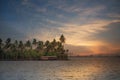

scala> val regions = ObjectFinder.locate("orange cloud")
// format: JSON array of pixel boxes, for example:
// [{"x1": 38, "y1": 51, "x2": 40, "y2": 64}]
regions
[{"x1": 58, "y1": 20, "x2": 120, "y2": 46}]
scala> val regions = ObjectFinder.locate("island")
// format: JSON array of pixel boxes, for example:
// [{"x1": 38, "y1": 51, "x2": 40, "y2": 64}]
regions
[{"x1": 0, "y1": 34, "x2": 69, "y2": 60}]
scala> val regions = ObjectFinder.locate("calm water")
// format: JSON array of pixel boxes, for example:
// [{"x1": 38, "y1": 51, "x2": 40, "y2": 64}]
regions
[{"x1": 0, "y1": 57, "x2": 120, "y2": 80}]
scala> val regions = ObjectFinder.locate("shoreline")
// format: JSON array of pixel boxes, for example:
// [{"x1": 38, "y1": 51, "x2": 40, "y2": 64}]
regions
[
  {"x1": 0, "y1": 56, "x2": 120, "y2": 61},
  {"x1": 0, "y1": 59, "x2": 69, "y2": 61}
]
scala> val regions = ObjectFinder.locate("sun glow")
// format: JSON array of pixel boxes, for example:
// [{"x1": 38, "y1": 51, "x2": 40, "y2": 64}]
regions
[{"x1": 57, "y1": 60, "x2": 104, "y2": 79}]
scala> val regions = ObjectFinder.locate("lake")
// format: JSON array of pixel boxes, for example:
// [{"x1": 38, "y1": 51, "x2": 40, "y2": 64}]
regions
[{"x1": 0, "y1": 57, "x2": 120, "y2": 80}]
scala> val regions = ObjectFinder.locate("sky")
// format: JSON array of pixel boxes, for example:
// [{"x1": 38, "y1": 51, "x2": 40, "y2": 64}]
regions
[{"x1": 0, "y1": 0, "x2": 120, "y2": 56}]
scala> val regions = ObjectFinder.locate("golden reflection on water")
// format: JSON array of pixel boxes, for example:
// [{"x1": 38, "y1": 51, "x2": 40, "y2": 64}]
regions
[
  {"x1": 57, "y1": 61, "x2": 104, "y2": 79},
  {"x1": 0, "y1": 58, "x2": 120, "y2": 80}
]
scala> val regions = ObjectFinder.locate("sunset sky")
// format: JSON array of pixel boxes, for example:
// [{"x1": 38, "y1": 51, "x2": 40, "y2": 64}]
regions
[{"x1": 0, "y1": 0, "x2": 120, "y2": 56}]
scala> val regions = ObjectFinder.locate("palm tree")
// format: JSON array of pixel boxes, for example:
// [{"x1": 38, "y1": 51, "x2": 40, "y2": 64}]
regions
[
  {"x1": 0, "y1": 38, "x2": 2, "y2": 48},
  {"x1": 13, "y1": 40, "x2": 18, "y2": 60},
  {"x1": 59, "y1": 34, "x2": 66, "y2": 54},
  {"x1": 44, "y1": 40, "x2": 49, "y2": 47},
  {"x1": 52, "y1": 39, "x2": 56, "y2": 47},
  {"x1": 37, "y1": 41, "x2": 44, "y2": 50},
  {"x1": 18, "y1": 41, "x2": 24, "y2": 59},
  {"x1": 25, "y1": 40, "x2": 31, "y2": 50},
  {"x1": 32, "y1": 39, "x2": 37, "y2": 45},
  {"x1": 18, "y1": 41, "x2": 24, "y2": 51},
  {"x1": 32, "y1": 39, "x2": 37, "y2": 49},
  {"x1": 3, "y1": 38, "x2": 12, "y2": 59},
  {"x1": 44, "y1": 40, "x2": 50, "y2": 55},
  {"x1": 51, "y1": 39, "x2": 57, "y2": 52},
  {"x1": 13, "y1": 40, "x2": 19, "y2": 51},
  {"x1": 5, "y1": 38, "x2": 11, "y2": 49},
  {"x1": 59, "y1": 34, "x2": 65, "y2": 43},
  {"x1": 14, "y1": 40, "x2": 18, "y2": 48},
  {"x1": 9, "y1": 43, "x2": 16, "y2": 59},
  {"x1": 0, "y1": 38, "x2": 3, "y2": 59}
]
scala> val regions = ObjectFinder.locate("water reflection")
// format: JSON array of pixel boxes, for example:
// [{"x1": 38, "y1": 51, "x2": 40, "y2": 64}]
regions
[
  {"x1": 57, "y1": 59, "x2": 104, "y2": 80},
  {"x1": 0, "y1": 57, "x2": 120, "y2": 80}
]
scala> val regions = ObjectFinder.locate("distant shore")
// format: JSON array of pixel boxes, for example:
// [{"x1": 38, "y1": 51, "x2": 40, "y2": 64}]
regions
[
  {"x1": 1, "y1": 56, "x2": 120, "y2": 61},
  {"x1": 72, "y1": 55, "x2": 120, "y2": 57}
]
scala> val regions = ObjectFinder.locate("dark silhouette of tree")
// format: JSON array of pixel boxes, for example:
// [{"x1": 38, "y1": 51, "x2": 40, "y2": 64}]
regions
[
  {"x1": 14, "y1": 40, "x2": 18, "y2": 48},
  {"x1": 18, "y1": 41, "x2": 25, "y2": 59},
  {"x1": 45, "y1": 40, "x2": 49, "y2": 47},
  {"x1": 44, "y1": 40, "x2": 50, "y2": 55},
  {"x1": 0, "y1": 38, "x2": 2, "y2": 48},
  {"x1": 5, "y1": 38, "x2": 11, "y2": 49},
  {"x1": 32, "y1": 39, "x2": 37, "y2": 45},
  {"x1": 18, "y1": 41, "x2": 24, "y2": 50},
  {"x1": 6, "y1": 38, "x2": 11, "y2": 44},
  {"x1": 52, "y1": 39, "x2": 57, "y2": 47},
  {"x1": 37, "y1": 41, "x2": 44, "y2": 51},
  {"x1": 59, "y1": 34, "x2": 65, "y2": 44},
  {"x1": 25, "y1": 40, "x2": 31, "y2": 50},
  {"x1": 0, "y1": 38, "x2": 3, "y2": 59},
  {"x1": 32, "y1": 39, "x2": 37, "y2": 49}
]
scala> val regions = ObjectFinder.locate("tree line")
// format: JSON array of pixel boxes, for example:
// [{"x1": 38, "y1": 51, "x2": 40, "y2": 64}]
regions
[{"x1": 0, "y1": 34, "x2": 68, "y2": 60}]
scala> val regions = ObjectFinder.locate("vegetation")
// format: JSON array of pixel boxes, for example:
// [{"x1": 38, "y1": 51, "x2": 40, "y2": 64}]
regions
[{"x1": 0, "y1": 35, "x2": 69, "y2": 60}]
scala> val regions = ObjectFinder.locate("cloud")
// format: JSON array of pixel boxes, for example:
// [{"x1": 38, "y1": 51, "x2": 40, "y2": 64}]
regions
[
  {"x1": 57, "y1": 19, "x2": 120, "y2": 46},
  {"x1": 94, "y1": 21, "x2": 120, "y2": 45},
  {"x1": 65, "y1": 43, "x2": 120, "y2": 56},
  {"x1": 61, "y1": 20, "x2": 120, "y2": 55},
  {"x1": 21, "y1": 0, "x2": 47, "y2": 13},
  {"x1": 77, "y1": 5, "x2": 105, "y2": 16},
  {"x1": 59, "y1": 4, "x2": 105, "y2": 15},
  {"x1": 22, "y1": 0, "x2": 29, "y2": 5},
  {"x1": 36, "y1": 8, "x2": 47, "y2": 13},
  {"x1": 65, "y1": 44, "x2": 93, "y2": 56},
  {"x1": 0, "y1": 22, "x2": 27, "y2": 40},
  {"x1": 26, "y1": 26, "x2": 61, "y2": 41}
]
